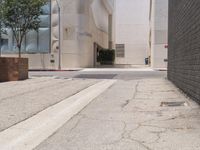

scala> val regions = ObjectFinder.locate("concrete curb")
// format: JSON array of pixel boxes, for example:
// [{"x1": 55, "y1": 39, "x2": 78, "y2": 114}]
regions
[
  {"x1": 153, "y1": 68, "x2": 167, "y2": 71},
  {"x1": 0, "y1": 80, "x2": 116, "y2": 150},
  {"x1": 29, "y1": 69, "x2": 83, "y2": 72},
  {"x1": 82, "y1": 68, "x2": 154, "y2": 72}
]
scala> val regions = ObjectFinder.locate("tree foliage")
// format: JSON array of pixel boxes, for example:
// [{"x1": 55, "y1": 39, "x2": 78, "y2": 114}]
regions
[
  {"x1": 0, "y1": 0, "x2": 47, "y2": 57},
  {"x1": 0, "y1": 2, "x2": 5, "y2": 35}
]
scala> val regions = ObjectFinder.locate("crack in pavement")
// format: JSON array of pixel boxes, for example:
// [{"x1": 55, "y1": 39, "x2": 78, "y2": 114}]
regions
[
  {"x1": 79, "y1": 114, "x2": 156, "y2": 150},
  {"x1": 69, "y1": 114, "x2": 85, "y2": 133},
  {"x1": 121, "y1": 81, "x2": 139, "y2": 110}
]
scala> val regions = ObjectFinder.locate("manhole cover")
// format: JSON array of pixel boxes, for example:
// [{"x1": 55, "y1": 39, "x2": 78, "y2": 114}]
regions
[
  {"x1": 161, "y1": 101, "x2": 188, "y2": 107},
  {"x1": 74, "y1": 74, "x2": 117, "y2": 79}
]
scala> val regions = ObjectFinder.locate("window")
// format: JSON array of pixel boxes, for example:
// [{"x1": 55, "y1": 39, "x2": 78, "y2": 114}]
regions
[{"x1": 116, "y1": 44, "x2": 125, "y2": 57}]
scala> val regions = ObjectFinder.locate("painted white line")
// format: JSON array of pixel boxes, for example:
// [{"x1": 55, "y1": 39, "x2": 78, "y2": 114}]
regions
[{"x1": 0, "y1": 80, "x2": 116, "y2": 150}]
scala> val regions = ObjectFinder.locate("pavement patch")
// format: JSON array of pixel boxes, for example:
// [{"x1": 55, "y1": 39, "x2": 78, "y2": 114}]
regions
[{"x1": 74, "y1": 74, "x2": 117, "y2": 79}]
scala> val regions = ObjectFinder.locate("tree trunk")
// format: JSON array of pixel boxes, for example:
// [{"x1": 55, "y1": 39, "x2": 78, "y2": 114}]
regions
[
  {"x1": 0, "y1": 34, "x2": 1, "y2": 57},
  {"x1": 17, "y1": 44, "x2": 21, "y2": 58},
  {"x1": 0, "y1": 39, "x2": 1, "y2": 57},
  {"x1": 0, "y1": 25, "x2": 1, "y2": 57}
]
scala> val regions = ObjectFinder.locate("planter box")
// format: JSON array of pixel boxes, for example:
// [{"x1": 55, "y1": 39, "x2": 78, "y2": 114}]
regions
[{"x1": 0, "y1": 57, "x2": 28, "y2": 82}]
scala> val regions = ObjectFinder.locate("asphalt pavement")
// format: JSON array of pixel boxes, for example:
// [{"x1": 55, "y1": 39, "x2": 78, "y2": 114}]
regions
[
  {"x1": 1, "y1": 68, "x2": 200, "y2": 150},
  {"x1": 35, "y1": 76, "x2": 200, "y2": 150},
  {"x1": 29, "y1": 68, "x2": 167, "y2": 80}
]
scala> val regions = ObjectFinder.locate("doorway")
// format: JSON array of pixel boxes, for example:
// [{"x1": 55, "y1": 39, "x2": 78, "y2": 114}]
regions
[{"x1": 93, "y1": 43, "x2": 102, "y2": 67}]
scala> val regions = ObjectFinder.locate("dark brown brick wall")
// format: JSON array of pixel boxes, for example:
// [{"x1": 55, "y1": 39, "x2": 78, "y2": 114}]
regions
[
  {"x1": 168, "y1": 0, "x2": 200, "y2": 103},
  {"x1": 0, "y1": 57, "x2": 28, "y2": 82}
]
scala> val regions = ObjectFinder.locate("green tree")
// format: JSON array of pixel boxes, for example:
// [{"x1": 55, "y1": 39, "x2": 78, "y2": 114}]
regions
[
  {"x1": 0, "y1": 23, "x2": 2, "y2": 56},
  {"x1": 0, "y1": 0, "x2": 47, "y2": 58},
  {"x1": 0, "y1": 3, "x2": 5, "y2": 57}
]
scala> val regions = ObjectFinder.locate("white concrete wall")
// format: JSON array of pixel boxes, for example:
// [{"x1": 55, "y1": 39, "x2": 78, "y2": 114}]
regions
[
  {"x1": 115, "y1": 0, "x2": 150, "y2": 65},
  {"x1": 51, "y1": 0, "x2": 113, "y2": 69},
  {"x1": 52, "y1": 0, "x2": 115, "y2": 68},
  {"x1": 150, "y1": 0, "x2": 168, "y2": 69}
]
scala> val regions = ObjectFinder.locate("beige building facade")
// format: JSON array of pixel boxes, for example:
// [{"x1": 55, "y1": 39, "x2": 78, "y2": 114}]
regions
[
  {"x1": 115, "y1": 0, "x2": 168, "y2": 68},
  {"x1": 51, "y1": 0, "x2": 115, "y2": 69},
  {"x1": 1, "y1": 0, "x2": 115, "y2": 69},
  {"x1": 115, "y1": 0, "x2": 150, "y2": 66},
  {"x1": 149, "y1": 0, "x2": 168, "y2": 69}
]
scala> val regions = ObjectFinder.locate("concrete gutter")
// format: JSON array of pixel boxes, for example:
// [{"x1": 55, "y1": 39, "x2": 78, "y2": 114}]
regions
[
  {"x1": 153, "y1": 68, "x2": 168, "y2": 71},
  {"x1": 0, "y1": 79, "x2": 116, "y2": 150}
]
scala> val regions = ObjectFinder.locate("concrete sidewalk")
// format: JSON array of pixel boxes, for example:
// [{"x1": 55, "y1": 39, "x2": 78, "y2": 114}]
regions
[{"x1": 35, "y1": 78, "x2": 200, "y2": 150}]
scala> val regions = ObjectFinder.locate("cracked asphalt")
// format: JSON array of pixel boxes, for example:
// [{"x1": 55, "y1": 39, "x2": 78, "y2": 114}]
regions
[{"x1": 34, "y1": 74, "x2": 200, "y2": 150}]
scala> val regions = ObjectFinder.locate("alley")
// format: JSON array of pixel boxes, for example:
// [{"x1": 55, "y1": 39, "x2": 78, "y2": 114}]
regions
[
  {"x1": 34, "y1": 73, "x2": 200, "y2": 150},
  {"x1": 0, "y1": 69, "x2": 200, "y2": 150}
]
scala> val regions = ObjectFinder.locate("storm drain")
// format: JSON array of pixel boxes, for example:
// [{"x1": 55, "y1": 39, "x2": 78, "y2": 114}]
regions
[
  {"x1": 74, "y1": 74, "x2": 117, "y2": 79},
  {"x1": 161, "y1": 101, "x2": 188, "y2": 107}
]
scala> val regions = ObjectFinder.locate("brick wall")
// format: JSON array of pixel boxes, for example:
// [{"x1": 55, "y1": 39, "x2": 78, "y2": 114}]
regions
[{"x1": 168, "y1": 0, "x2": 200, "y2": 103}]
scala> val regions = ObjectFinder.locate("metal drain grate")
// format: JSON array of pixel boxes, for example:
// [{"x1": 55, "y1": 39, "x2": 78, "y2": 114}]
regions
[{"x1": 161, "y1": 101, "x2": 188, "y2": 107}]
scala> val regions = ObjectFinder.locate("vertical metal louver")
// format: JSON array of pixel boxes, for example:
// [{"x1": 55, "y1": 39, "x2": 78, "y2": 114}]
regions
[{"x1": 116, "y1": 44, "x2": 125, "y2": 57}]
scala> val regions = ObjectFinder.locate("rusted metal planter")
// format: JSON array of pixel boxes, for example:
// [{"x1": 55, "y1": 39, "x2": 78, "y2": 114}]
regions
[{"x1": 0, "y1": 57, "x2": 28, "y2": 82}]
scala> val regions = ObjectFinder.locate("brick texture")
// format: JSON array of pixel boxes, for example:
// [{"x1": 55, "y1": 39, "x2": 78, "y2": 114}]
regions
[
  {"x1": 0, "y1": 57, "x2": 28, "y2": 82},
  {"x1": 168, "y1": 0, "x2": 200, "y2": 103}
]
